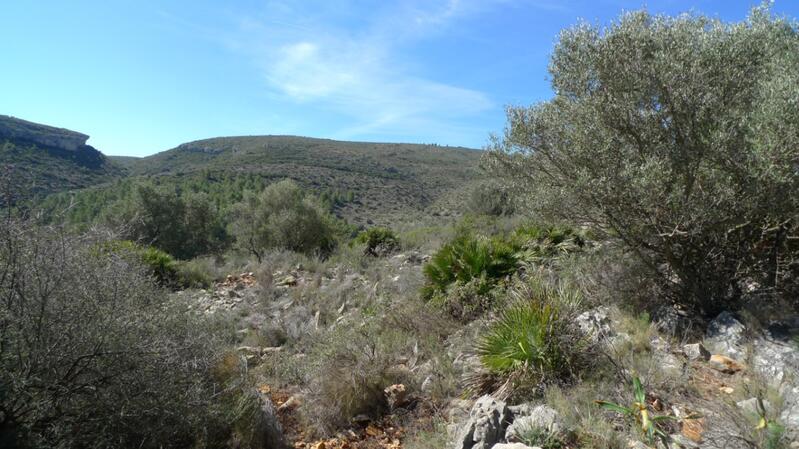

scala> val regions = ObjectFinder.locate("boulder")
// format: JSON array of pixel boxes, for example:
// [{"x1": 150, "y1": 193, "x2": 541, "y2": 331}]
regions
[
  {"x1": 705, "y1": 312, "x2": 746, "y2": 360},
  {"x1": 736, "y1": 397, "x2": 772, "y2": 417},
  {"x1": 453, "y1": 395, "x2": 511, "y2": 449},
  {"x1": 251, "y1": 389, "x2": 288, "y2": 449},
  {"x1": 683, "y1": 343, "x2": 711, "y2": 361},
  {"x1": 575, "y1": 307, "x2": 614, "y2": 343},
  {"x1": 779, "y1": 384, "x2": 799, "y2": 441},
  {"x1": 505, "y1": 405, "x2": 561, "y2": 443},
  {"x1": 384, "y1": 383, "x2": 409, "y2": 410},
  {"x1": 708, "y1": 354, "x2": 745, "y2": 374},
  {"x1": 751, "y1": 338, "x2": 799, "y2": 386}
]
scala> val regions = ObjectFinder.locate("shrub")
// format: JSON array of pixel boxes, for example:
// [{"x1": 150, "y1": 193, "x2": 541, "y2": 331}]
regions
[
  {"x1": 486, "y1": 6, "x2": 799, "y2": 313},
  {"x1": 422, "y1": 224, "x2": 587, "y2": 319},
  {"x1": 356, "y1": 226, "x2": 400, "y2": 256},
  {"x1": 103, "y1": 185, "x2": 226, "y2": 260},
  {"x1": 471, "y1": 279, "x2": 588, "y2": 400},
  {"x1": 422, "y1": 231, "x2": 517, "y2": 299},
  {"x1": 466, "y1": 180, "x2": 516, "y2": 216},
  {"x1": 511, "y1": 225, "x2": 586, "y2": 266},
  {"x1": 229, "y1": 179, "x2": 337, "y2": 261},
  {"x1": 301, "y1": 322, "x2": 414, "y2": 435},
  {"x1": 100, "y1": 240, "x2": 179, "y2": 286},
  {"x1": 0, "y1": 217, "x2": 241, "y2": 449}
]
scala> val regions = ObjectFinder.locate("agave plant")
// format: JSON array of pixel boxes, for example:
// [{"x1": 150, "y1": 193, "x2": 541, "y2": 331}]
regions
[{"x1": 595, "y1": 377, "x2": 680, "y2": 447}]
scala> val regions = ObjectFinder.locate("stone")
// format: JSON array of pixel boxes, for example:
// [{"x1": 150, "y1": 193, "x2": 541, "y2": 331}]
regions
[
  {"x1": 751, "y1": 337, "x2": 799, "y2": 386},
  {"x1": 736, "y1": 397, "x2": 771, "y2": 416},
  {"x1": 575, "y1": 307, "x2": 614, "y2": 343},
  {"x1": 384, "y1": 384, "x2": 409, "y2": 410},
  {"x1": 277, "y1": 394, "x2": 303, "y2": 411},
  {"x1": 252, "y1": 388, "x2": 288, "y2": 449},
  {"x1": 683, "y1": 343, "x2": 711, "y2": 361},
  {"x1": 705, "y1": 311, "x2": 746, "y2": 359},
  {"x1": 779, "y1": 384, "x2": 799, "y2": 441},
  {"x1": 681, "y1": 417, "x2": 705, "y2": 443},
  {"x1": 453, "y1": 395, "x2": 511, "y2": 449},
  {"x1": 708, "y1": 354, "x2": 745, "y2": 374},
  {"x1": 653, "y1": 304, "x2": 696, "y2": 337},
  {"x1": 505, "y1": 405, "x2": 561, "y2": 443}
]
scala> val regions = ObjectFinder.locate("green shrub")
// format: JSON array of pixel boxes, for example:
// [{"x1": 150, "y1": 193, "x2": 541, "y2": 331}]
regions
[
  {"x1": 422, "y1": 231, "x2": 517, "y2": 299},
  {"x1": 356, "y1": 226, "x2": 401, "y2": 256},
  {"x1": 431, "y1": 275, "x2": 498, "y2": 322},
  {"x1": 422, "y1": 224, "x2": 587, "y2": 319},
  {"x1": 487, "y1": 6, "x2": 799, "y2": 313},
  {"x1": 471, "y1": 279, "x2": 588, "y2": 399},
  {"x1": 466, "y1": 180, "x2": 516, "y2": 216},
  {"x1": 229, "y1": 179, "x2": 338, "y2": 261},
  {"x1": 175, "y1": 258, "x2": 215, "y2": 289},
  {"x1": 100, "y1": 240, "x2": 179, "y2": 286}
]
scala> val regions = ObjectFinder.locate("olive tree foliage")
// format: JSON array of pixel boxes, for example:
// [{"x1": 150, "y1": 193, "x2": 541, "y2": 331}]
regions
[
  {"x1": 0, "y1": 215, "x2": 239, "y2": 448},
  {"x1": 229, "y1": 179, "x2": 337, "y2": 262},
  {"x1": 102, "y1": 184, "x2": 226, "y2": 259},
  {"x1": 486, "y1": 6, "x2": 799, "y2": 312}
]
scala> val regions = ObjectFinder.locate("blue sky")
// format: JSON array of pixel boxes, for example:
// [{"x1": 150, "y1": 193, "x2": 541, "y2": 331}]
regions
[{"x1": 2, "y1": 1, "x2": 797, "y2": 156}]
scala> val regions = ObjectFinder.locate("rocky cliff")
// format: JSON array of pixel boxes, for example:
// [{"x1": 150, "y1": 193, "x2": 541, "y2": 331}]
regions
[{"x1": 0, "y1": 115, "x2": 90, "y2": 151}]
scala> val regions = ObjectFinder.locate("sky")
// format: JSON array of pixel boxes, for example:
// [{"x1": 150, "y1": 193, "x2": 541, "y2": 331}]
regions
[{"x1": 2, "y1": 1, "x2": 798, "y2": 156}]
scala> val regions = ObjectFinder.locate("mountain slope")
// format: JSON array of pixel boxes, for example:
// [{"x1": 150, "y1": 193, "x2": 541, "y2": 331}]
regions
[
  {"x1": 0, "y1": 115, "x2": 123, "y2": 202},
  {"x1": 125, "y1": 136, "x2": 484, "y2": 225}
]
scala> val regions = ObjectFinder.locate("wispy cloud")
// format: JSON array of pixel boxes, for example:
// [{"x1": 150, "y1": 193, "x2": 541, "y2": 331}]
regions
[{"x1": 198, "y1": 0, "x2": 508, "y2": 141}]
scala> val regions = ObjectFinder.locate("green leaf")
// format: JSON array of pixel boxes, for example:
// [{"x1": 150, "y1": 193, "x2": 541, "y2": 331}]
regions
[
  {"x1": 633, "y1": 377, "x2": 645, "y2": 404},
  {"x1": 595, "y1": 401, "x2": 633, "y2": 415}
]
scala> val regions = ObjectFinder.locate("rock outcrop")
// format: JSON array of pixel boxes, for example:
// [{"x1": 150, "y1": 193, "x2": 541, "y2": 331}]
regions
[
  {"x1": 454, "y1": 395, "x2": 512, "y2": 449},
  {"x1": 0, "y1": 114, "x2": 89, "y2": 151}
]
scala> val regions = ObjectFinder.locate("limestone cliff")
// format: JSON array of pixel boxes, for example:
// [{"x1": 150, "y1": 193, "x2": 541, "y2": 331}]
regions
[{"x1": 0, "y1": 115, "x2": 90, "y2": 151}]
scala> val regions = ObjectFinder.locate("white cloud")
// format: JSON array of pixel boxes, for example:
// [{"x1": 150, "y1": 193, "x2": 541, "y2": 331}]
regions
[{"x1": 208, "y1": 0, "x2": 538, "y2": 141}]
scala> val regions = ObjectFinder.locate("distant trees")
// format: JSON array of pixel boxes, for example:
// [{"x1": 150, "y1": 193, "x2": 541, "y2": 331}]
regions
[
  {"x1": 229, "y1": 179, "x2": 337, "y2": 262},
  {"x1": 487, "y1": 6, "x2": 799, "y2": 312}
]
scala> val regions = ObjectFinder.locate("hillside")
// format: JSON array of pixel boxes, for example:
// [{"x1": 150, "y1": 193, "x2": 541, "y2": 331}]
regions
[
  {"x1": 45, "y1": 135, "x2": 484, "y2": 226},
  {"x1": 0, "y1": 115, "x2": 123, "y2": 202}
]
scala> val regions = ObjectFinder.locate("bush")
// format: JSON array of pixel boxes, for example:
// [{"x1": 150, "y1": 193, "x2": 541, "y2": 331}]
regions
[
  {"x1": 356, "y1": 226, "x2": 400, "y2": 256},
  {"x1": 422, "y1": 224, "x2": 587, "y2": 319},
  {"x1": 301, "y1": 322, "x2": 414, "y2": 435},
  {"x1": 103, "y1": 185, "x2": 227, "y2": 260},
  {"x1": 486, "y1": 6, "x2": 799, "y2": 313},
  {"x1": 466, "y1": 180, "x2": 516, "y2": 216},
  {"x1": 100, "y1": 240, "x2": 179, "y2": 286},
  {"x1": 422, "y1": 231, "x2": 517, "y2": 299},
  {"x1": 0, "y1": 217, "x2": 242, "y2": 449},
  {"x1": 471, "y1": 279, "x2": 588, "y2": 400},
  {"x1": 229, "y1": 179, "x2": 338, "y2": 261}
]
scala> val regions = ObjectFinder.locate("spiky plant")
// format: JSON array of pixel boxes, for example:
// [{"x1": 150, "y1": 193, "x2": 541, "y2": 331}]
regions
[
  {"x1": 422, "y1": 232, "x2": 517, "y2": 299},
  {"x1": 471, "y1": 279, "x2": 587, "y2": 399}
]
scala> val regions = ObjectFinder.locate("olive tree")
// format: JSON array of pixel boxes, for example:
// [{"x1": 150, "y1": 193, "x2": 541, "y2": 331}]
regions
[
  {"x1": 486, "y1": 6, "x2": 799, "y2": 312},
  {"x1": 229, "y1": 179, "x2": 337, "y2": 261},
  {"x1": 0, "y1": 215, "x2": 241, "y2": 448}
]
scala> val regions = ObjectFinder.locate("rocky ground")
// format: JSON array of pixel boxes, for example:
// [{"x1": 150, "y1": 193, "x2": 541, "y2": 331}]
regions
[{"x1": 176, "y1": 257, "x2": 799, "y2": 449}]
